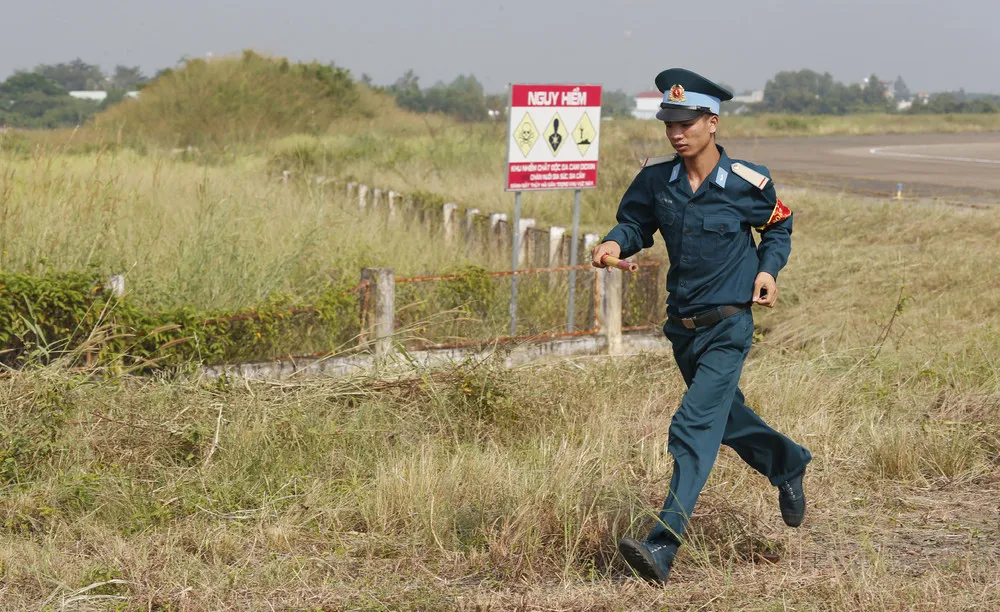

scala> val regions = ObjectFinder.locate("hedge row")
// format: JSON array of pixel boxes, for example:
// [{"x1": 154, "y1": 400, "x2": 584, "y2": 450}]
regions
[{"x1": 0, "y1": 271, "x2": 359, "y2": 370}]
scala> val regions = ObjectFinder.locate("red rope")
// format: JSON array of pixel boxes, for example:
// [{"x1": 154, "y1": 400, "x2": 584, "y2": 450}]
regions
[{"x1": 396, "y1": 260, "x2": 661, "y2": 284}]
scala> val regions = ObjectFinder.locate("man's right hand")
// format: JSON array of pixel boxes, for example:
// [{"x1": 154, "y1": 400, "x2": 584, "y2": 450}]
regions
[{"x1": 591, "y1": 241, "x2": 622, "y2": 268}]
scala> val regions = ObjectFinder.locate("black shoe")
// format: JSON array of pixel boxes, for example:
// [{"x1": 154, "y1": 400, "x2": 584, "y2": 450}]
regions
[
  {"x1": 778, "y1": 472, "x2": 806, "y2": 527},
  {"x1": 618, "y1": 537, "x2": 677, "y2": 583}
]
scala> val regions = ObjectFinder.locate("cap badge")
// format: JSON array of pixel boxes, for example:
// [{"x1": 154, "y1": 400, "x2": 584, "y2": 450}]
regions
[{"x1": 667, "y1": 84, "x2": 686, "y2": 103}]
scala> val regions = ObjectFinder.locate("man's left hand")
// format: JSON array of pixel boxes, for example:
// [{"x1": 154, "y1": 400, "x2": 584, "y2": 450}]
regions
[{"x1": 752, "y1": 272, "x2": 778, "y2": 308}]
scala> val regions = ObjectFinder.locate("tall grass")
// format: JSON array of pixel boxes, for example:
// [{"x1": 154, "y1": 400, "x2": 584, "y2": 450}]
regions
[
  {"x1": 0, "y1": 146, "x2": 508, "y2": 312},
  {"x1": 92, "y1": 51, "x2": 366, "y2": 149},
  {"x1": 1, "y1": 190, "x2": 998, "y2": 608},
  {"x1": 2, "y1": 62, "x2": 999, "y2": 607}
]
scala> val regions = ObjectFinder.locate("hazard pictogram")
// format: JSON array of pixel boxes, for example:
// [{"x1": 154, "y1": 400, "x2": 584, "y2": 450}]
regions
[
  {"x1": 512, "y1": 113, "x2": 539, "y2": 158},
  {"x1": 572, "y1": 113, "x2": 596, "y2": 156},
  {"x1": 543, "y1": 113, "x2": 568, "y2": 157}
]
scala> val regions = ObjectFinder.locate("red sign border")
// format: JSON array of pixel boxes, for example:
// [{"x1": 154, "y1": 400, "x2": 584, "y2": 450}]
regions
[{"x1": 505, "y1": 83, "x2": 602, "y2": 193}]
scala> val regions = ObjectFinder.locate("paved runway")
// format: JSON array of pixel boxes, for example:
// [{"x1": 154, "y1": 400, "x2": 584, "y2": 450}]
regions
[{"x1": 722, "y1": 132, "x2": 1000, "y2": 203}]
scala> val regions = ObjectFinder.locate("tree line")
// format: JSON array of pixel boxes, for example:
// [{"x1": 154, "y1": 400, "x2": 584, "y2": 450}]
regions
[
  {"x1": 0, "y1": 59, "x2": 149, "y2": 129},
  {"x1": 760, "y1": 69, "x2": 999, "y2": 114},
  {"x1": 3, "y1": 59, "x2": 997, "y2": 130},
  {"x1": 373, "y1": 70, "x2": 637, "y2": 122}
]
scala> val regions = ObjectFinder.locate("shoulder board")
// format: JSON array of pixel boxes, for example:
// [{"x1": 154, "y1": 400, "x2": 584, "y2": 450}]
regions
[
  {"x1": 731, "y1": 162, "x2": 771, "y2": 190},
  {"x1": 641, "y1": 154, "x2": 677, "y2": 168}
]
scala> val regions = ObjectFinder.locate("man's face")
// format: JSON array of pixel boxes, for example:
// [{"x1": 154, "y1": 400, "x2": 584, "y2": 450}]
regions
[{"x1": 664, "y1": 114, "x2": 718, "y2": 158}]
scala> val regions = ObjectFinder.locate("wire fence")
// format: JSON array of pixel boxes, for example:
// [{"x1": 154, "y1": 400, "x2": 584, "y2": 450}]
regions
[{"x1": 199, "y1": 260, "x2": 667, "y2": 362}]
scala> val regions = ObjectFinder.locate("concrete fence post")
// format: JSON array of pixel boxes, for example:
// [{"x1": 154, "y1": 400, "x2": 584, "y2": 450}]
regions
[
  {"x1": 490, "y1": 213, "x2": 508, "y2": 252},
  {"x1": 548, "y1": 226, "x2": 567, "y2": 288},
  {"x1": 466, "y1": 209, "x2": 480, "y2": 239},
  {"x1": 372, "y1": 188, "x2": 382, "y2": 209},
  {"x1": 403, "y1": 196, "x2": 415, "y2": 225},
  {"x1": 597, "y1": 268, "x2": 624, "y2": 356},
  {"x1": 443, "y1": 203, "x2": 459, "y2": 243},
  {"x1": 360, "y1": 267, "x2": 395, "y2": 361},
  {"x1": 346, "y1": 181, "x2": 357, "y2": 198},
  {"x1": 548, "y1": 227, "x2": 566, "y2": 267},
  {"x1": 358, "y1": 184, "x2": 369, "y2": 209},
  {"x1": 517, "y1": 218, "x2": 536, "y2": 267},
  {"x1": 387, "y1": 191, "x2": 398, "y2": 221},
  {"x1": 583, "y1": 233, "x2": 600, "y2": 262}
]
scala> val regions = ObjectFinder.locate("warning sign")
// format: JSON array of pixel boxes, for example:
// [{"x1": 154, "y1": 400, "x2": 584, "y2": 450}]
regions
[
  {"x1": 543, "y1": 113, "x2": 568, "y2": 157},
  {"x1": 513, "y1": 113, "x2": 539, "y2": 158},
  {"x1": 505, "y1": 84, "x2": 602, "y2": 191},
  {"x1": 572, "y1": 113, "x2": 596, "y2": 156}
]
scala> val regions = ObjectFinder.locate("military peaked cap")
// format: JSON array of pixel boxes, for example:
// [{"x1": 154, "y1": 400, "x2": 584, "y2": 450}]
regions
[{"x1": 654, "y1": 68, "x2": 734, "y2": 122}]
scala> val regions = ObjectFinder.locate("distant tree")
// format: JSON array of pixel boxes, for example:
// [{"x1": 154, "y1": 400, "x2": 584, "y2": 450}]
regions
[
  {"x1": 601, "y1": 89, "x2": 635, "y2": 118},
  {"x1": 861, "y1": 74, "x2": 888, "y2": 107},
  {"x1": 893, "y1": 76, "x2": 911, "y2": 101},
  {"x1": 33, "y1": 59, "x2": 106, "y2": 91},
  {"x1": 390, "y1": 69, "x2": 426, "y2": 113},
  {"x1": 910, "y1": 91, "x2": 999, "y2": 114},
  {"x1": 0, "y1": 71, "x2": 100, "y2": 128},
  {"x1": 764, "y1": 70, "x2": 842, "y2": 113},
  {"x1": 424, "y1": 74, "x2": 488, "y2": 122},
  {"x1": 484, "y1": 92, "x2": 506, "y2": 118},
  {"x1": 0, "y1": 72, "x2": 66, "y2": 98},
  {"x1": 762, "y1": 69, "x2": 899, "y2": 114},
  {"x1": 110, "y1": 65, "x2": 147, "y2": 90},
  {"x1": 388, "y1": 71, "x2": 489, "y2": 121}
]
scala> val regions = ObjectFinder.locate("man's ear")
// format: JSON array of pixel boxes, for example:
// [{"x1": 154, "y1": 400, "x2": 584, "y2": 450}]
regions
[{"x1": 709, "y1": 114, "x2": 719, "y2": 134}]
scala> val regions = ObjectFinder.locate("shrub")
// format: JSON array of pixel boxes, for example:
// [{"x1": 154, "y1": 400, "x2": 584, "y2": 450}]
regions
[{"x1": 92, "y1": 51, "x2": 368, "y2": 148}]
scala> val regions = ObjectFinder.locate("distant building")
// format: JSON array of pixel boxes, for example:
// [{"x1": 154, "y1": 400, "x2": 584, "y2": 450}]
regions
[
  {"x1": 632, "y1": 91, "x2": 663, "y2": 120},
  {"x1": 69, "y1": 91, "x2": 107, "y2": 102},
  {"x1": 69, "y1": 91, "x2": 140, "y2": 102},
  {"x1": 731, "y1": 90, "x2": 764, "y2": 105}
]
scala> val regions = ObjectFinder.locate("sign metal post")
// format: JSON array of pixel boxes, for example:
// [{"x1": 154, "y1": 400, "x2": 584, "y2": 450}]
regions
[{"x1": 504, "y1": 84, "x2": 602, "y2": 335}]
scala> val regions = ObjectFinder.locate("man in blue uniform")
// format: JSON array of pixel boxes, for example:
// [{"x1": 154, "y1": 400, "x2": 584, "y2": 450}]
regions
[{"x1": 592, "y1": 68, "x2": 812, "y2": 583}]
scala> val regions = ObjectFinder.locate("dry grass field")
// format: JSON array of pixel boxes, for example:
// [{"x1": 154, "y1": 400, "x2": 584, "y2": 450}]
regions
[
  {"x1": 1, "y1": 56, "x2": 998, "y2": 609},
  {"x1": 1, "y1": 191, "x2": 998, "y2": 610}
]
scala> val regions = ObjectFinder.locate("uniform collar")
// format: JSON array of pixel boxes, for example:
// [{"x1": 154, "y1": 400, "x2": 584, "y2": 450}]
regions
[{"x1": 668, "y1": 145, "x2": 731, "y2": 189}]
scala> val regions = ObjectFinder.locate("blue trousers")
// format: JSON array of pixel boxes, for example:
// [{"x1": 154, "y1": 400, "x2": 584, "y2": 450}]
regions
[{"x1": 647, "y1": 309, "x2": 812, "y2": 545}]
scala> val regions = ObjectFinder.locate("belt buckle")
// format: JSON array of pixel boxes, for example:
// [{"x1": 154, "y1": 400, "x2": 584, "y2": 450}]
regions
[{"x1": 682, "y1": 318, "x2": 696, "y2": 329}]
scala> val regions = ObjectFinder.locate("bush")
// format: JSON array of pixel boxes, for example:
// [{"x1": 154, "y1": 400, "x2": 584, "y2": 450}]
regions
[
  {"x1": 93, "y1": 51, "x2": 367, "y2": 148},
  {"x1": 0, "y1": 271, "x2": 360, "y2": 369}
]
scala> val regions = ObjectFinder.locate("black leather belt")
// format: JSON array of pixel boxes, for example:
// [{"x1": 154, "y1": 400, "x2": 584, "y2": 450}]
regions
[{"x1": 668, "y1": 304, "x2": 748, "y2": 330}]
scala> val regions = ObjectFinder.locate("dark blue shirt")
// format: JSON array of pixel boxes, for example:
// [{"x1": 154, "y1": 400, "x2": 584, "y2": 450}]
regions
[{"x1": 603, "y1": 145, "x2": 792, "y2": 317}]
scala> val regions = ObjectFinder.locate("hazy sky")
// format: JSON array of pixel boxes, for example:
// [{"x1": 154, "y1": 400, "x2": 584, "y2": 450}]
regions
[{"x1": 4, "y1": 0, "x2": 998, "y2": 95}]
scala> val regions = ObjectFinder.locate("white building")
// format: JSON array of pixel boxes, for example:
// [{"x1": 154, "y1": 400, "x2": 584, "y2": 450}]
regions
[
  {"x1": 69, "y1": 91, "x2": 140, "y2": 102},
  {"x1": 731, "y1": 90, "x2": 764, "y2": 105},
  {"x1": 69, "y1": 91, "x2": 108, "y2": 102},
  {"x1": 632, "y1": 91, "x2": 663, "y2": 120}
]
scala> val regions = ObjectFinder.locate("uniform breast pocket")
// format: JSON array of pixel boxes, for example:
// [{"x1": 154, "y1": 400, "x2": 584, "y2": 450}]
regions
[
  {"x1": 700, "y1": 214, "x2": 741, "y2": 261},
  {"x1": 654, "y1": 195, "x2": 676, "y2": 229}
]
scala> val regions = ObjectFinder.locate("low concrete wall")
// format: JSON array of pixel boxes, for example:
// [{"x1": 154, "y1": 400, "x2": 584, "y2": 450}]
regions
[{"x1": 202, "y1": 330, "x2": 669, "y2": 380}]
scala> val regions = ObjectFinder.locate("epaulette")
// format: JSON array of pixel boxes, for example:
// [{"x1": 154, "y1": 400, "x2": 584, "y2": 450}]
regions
[
  {"x1": 641, "y1": 154, "x2": 677, "y2": 168},
  {"x1": 730, "y1": 162, "x2": 771, "y2": 190}
]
